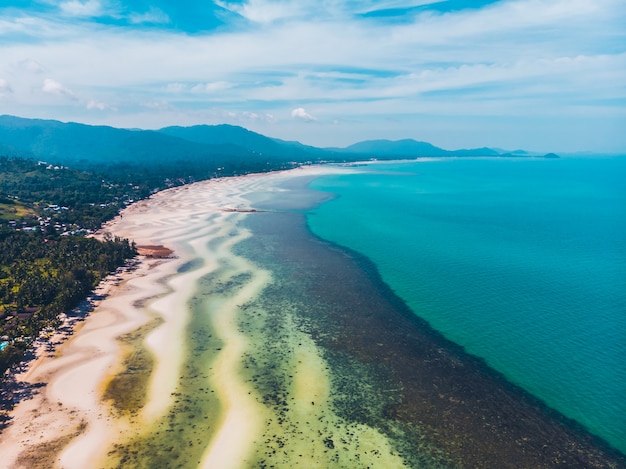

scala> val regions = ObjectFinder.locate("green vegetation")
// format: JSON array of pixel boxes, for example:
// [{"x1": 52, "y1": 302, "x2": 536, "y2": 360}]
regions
[
  {"x1": 0, "y1": 156, "x2": 151, "y2": 231},
  {"x1": 0, "y1": 228, "x2": 135, "y2": 373},
  {"x1": 0, "y1": 140, "x2": 311, "y2": 379},
  {"x1": 0, "y1": 139, "x2": 310, "y2": 378},
  {"x1": 0, "y1": 116, "x2": 326, "y2": 186},
  {"x1": 0, "y1": 197, "x2": 36, "y2": 221},
  {"x1": 0, "y1": 156, "x2": 141, "y2": 376}
]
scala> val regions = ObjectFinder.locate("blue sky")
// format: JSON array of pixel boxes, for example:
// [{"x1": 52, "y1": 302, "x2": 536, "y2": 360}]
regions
[{"x1": 0, "y1": 0, "x2": 624, "y2": 152}]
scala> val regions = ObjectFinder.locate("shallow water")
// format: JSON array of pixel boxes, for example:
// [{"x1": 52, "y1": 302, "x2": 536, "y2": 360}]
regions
[
  {"x1": 306, "y1": 157, "x2": 626, "y2": 454},
  {"x1": 103, "y1": 181, "x2": 424, "y2": 468},
  {"x1": 38, "y1": 163, "x2": 624, "y2": 468}
]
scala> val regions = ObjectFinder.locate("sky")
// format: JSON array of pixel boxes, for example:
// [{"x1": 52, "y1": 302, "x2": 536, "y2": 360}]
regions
[{"x1": 0, "y1": 0, "x2": 625, "y2": 153}]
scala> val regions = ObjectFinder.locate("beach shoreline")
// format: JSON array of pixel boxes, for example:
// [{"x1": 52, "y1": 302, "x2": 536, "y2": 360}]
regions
[
  {"x1": 0, "y1": 163, "x2": 624, "y2": 468},
  {"x1": 0, "y1": 165, "x2": 362, "y2": 468},
  {"x1": 0, "y1": 255, "x2": 167, "y2": 468}
]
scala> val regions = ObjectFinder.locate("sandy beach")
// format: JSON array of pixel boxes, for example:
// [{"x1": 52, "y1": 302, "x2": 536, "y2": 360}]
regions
[{"x1": 0, "y1": 166, "x2": 405, "y2": 469}]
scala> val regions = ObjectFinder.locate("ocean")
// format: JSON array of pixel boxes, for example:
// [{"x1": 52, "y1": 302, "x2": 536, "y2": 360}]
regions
[
  {"x1": 305, "y1": 156, "x2": 626, "y2": 455},
  {"x1": 34, "y1": 156, "x2": 624, "y2": 468}
]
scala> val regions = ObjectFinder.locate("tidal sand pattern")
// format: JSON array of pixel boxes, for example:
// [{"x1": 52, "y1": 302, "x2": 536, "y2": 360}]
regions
[{"x1": 0, "y1": 166, "x2": 624, "y2": 468}]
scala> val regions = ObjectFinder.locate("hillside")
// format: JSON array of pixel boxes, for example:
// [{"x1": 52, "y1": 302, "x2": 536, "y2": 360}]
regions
[
  {"x1": 158, "y1": 124, "x2": 328, "y2": 161},
  {"x1": 0, "y1": 115, "x2": 255, "y2": 167},
  {"x1": 0, "y1": 115, "x2": 555, "y2": 178},
  {"x1": 338, "y1": 139, "x2": 501, "y2": 157},
  {"x1": 0, "y1": 156, "x2": 149, "y2": 230},
  {"x1": 0, "y1": 115, "x2": 335, "y2": 168}
]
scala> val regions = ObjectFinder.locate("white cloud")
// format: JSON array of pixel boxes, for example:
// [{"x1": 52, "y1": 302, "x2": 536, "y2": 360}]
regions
[
  {"x1": 166, "y1": 82, "x2": 187, "y2": 93},
  {"x1": 191, "y1": 81, "x2": 233, "y2": 93},
  {"x1": 140, "y1": 99, "x2": 172, "y2": 111},
  {"x1": 214, "y1": 109, "x2": 277, "y2": 124},
  {"x1": 215, "y1": 0, "x2": 442, "y2": 23},
  {"x1": 0, "y1": 78, "x2": 13, "y2": 96},
  {"x1": 87, "y1": 99, "x2": 115, "y2": 111},
  {"x1": 0, "y1": 16, "x2": 43, "y2": 36},
  {"x1": 59, "y1": 0, "x2": 104, "y2": 17},
  {"x1": 241, "y1": 111, "x2": 276, "y2": 123},
  {"x1": 129, "y1": 7, "x2": 170, "y2": 25},
  {"x1": 18, "y1": 59, "x2": 46, "y2": 74},
  {"x1": 42, "y1": 78, "x2": 77, "y2": 99},
  {"x1": 291, "y1": 107, "x2": 316, "y2": 121},
  {"x1": 354, "y1": 0, "x2": 443, "y2": 15},
  {"x1": 216, "y1": 0, "x2": 312, "y2": 24}
]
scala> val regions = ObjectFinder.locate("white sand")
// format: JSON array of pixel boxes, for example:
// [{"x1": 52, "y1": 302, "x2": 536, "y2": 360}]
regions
[
  {"x1": 0, "y1": 164, "x2": 409, "y2": 468},
  {"x1": 200, "y1": 230, "x2": 272, "y2": 469},
  {"x1": 0, "y1": 258, "x2": 166, "y2": 468}
]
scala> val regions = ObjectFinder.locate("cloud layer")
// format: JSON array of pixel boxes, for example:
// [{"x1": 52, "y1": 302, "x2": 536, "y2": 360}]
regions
[{"x1": 0, "y1": 0, "x2": 624, "y2": 152}]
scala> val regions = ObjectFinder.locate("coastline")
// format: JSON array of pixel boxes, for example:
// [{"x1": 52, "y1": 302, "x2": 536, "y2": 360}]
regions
[
  {"x1": 237, "y1": 195, "x2": 626, "y2": 468},
  {"x1": 0, "y1": 256, "x2": 167, "y2": 467},
  {"x1": 0, "y1": 163, "x2": 624, "y2": 468},
  {"x1": 0, "y1": 166, "x2": 372, "y2": 468}
]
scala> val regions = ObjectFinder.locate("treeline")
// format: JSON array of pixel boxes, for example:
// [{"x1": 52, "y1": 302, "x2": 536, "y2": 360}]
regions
[
  {"x1": 0, "y1": 156, "x2": 151, "y2": 230},
  {"x1": 1, "y1": 156, "x2": 301, "y2": 229},
  {"x1": 0, "y1": 156, "x2": 143, "y2": 376},
  {"x1": 83, "y1": 156, "x2": 303, "y2": 191},
  {"x1": 0, "y1": 228, "x2": 135, "y2": 373},
  {"x1": 0, "y1": 152, "x2": 304, "y2": 378}
]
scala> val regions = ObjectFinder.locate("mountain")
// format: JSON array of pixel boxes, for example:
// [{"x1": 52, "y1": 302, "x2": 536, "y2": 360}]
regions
[
  {"x1": 494, "y1": 148, "x2": 532, "y2": 156},
  {"x1": 340, "y1": 139, "x2": 450, "y2": 157},
  {"x1": 450, "y1": 147, "x2": 501, "y2": 157},
  {"x1": 158, "y1": 124, "x2": 328, "y2": 161},
  {"x1": 0, "y1": 115, "x2": 552, "y2": 178},
  {"x1": 0, "y1": 115, "x2": 256, "y2": 169},
  {"x1": 339, "y1": 139, "x2": 502, "y2": 158}
]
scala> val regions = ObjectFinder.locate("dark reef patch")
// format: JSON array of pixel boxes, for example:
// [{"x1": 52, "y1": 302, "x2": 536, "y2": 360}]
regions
[{"x1": 103, "y1": 318, "x2": 162, "y2": 415}]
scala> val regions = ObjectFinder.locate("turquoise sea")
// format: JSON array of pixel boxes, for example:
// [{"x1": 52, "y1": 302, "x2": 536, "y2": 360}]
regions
[{"x1": 306, "y1": 156, "x2": 626, "y2": 454}]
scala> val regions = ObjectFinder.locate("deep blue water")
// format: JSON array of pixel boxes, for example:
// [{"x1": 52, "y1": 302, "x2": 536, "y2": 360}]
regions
[{"x1": 307, "y1": 157, "x2": 626, "y2": 454}]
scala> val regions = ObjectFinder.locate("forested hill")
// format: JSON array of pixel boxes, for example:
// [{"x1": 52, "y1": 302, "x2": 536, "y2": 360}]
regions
[
  {"x1": 0, "y1": 115, "x2": 330, "y2": 180},
  {"x1": 0, "y1": 115, "x2": 552, "y2": 180}
]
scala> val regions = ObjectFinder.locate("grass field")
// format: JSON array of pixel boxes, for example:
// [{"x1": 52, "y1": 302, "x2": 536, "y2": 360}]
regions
[{"x1": 0, "y1": 200, "x2": 37, "y2": 221}]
